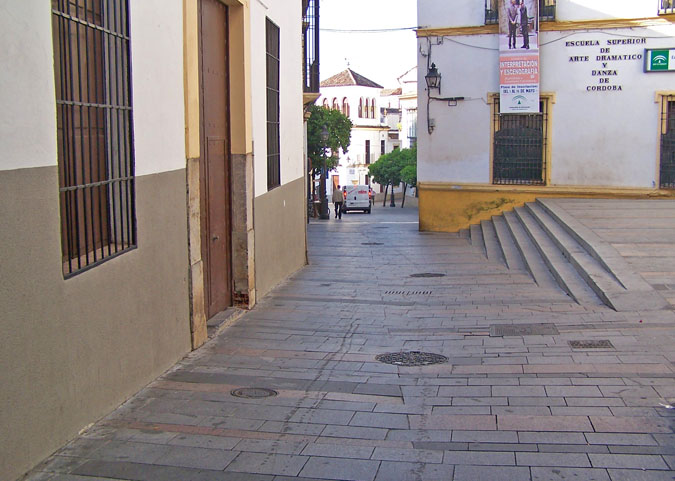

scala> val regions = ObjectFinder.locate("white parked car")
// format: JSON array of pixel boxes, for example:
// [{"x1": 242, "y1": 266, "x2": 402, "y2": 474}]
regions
[{"x1": 343, "y1": 185, "x2": 371, "y2": 214}]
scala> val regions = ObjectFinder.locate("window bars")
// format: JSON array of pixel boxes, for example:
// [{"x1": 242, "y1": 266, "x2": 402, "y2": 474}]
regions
[
  {"x1": 485, "y1": 0, "x2": 556, "y2": 25},
  {"x1": 492, "y1": 97, "x2": 548, "y2": 185},
  {"x1": 266, "y1": 18, "x2": 281, "y2": 190},
  {"x1": 660, "y1": 96, "x2": 675, "y2": 188},
  {"x1": 660, "y1": 0, "x2": 674, "y2": 15},
  {"x1": 52, "y1": 0, "x2": 136, "y2": 277},
  {"x1": 303, "y1": 0, "x2": 320, "y2": 93}
]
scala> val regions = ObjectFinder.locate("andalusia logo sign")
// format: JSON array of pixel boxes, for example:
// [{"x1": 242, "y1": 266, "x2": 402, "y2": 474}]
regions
[
  {"x1": 645, "y1": 49, "x2": 674, "y2": 72},
  {"x1": 650, "y1": 50, "x2": 669, "y2": 70}
]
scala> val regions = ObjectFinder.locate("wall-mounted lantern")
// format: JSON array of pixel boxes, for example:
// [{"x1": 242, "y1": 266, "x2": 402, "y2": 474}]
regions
[
  {"x1": 425, "y1": 63, "x2": 441, "y2": 93},
  {"x1": 425, "y1": 62, "x2": 465, "y2": 135}
]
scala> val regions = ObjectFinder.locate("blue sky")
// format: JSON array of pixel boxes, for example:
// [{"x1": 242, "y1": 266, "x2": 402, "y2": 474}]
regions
[{"x1": 319, "y1": 0, "x2": 418, "y2": 88}]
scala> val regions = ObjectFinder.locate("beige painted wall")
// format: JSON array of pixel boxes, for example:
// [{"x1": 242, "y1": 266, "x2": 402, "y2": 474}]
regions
[
  {"x1": 254, "y1": 177, "x2": 307, "y2": 298},
  {"x1": 0, "y1": 167, "x2": 192, "y2": 481}
]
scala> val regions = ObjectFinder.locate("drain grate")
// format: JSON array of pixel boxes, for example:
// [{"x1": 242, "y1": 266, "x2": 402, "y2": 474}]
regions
[
  {"x1": 410, "y1": 273, "x2": 446, "y2": 278},
  {"x1": 231, "y1": 388, "x2": 278, "y2": 399},
  {"x1": 490, "y1": 323, "x2": 559, "y2": 337},
  {"x1": 376, "y1": 351, "x2": 448, "y2": 367},
  {"x1": 569, "y1": 340, "x2": 614, "y2": 349},
  {"x1": 385, "y1": 290, "x2": 433, "y2": 296},
  {"x1": 362, "y1": 242, "x2": 384, "y2": 246}
]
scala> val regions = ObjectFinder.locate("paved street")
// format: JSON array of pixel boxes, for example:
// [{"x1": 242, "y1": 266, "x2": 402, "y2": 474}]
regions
[{"x1": 26, "y1": 201, "x2": 675, "y2": 481}]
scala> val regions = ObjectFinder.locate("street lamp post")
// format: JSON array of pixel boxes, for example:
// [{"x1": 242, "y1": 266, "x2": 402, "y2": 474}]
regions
[{"x1": 319, "y1": 125, "x2": 330, "y2": 220}]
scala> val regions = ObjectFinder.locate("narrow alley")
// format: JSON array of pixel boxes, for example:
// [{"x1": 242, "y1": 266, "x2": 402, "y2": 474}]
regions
[{"x1": 26, "y1": 201, "x2": 675, "y2": 481}]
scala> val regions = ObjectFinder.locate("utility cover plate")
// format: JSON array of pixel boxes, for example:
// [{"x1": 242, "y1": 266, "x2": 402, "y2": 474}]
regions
[
  {"x1": 375, "y1": 351, "x2": 448, "y2": 367},
  {"x1": 490, "y1": 323, "x2": 559, "y2": 337},
  {"x1": 569, "y1": 340, "x2": 614, "y2": 349},
  {"x1": 410, "y1": 273, "x2": 446, "y2": 278},
  {"x1": 231, "y1": 388, "x2": 278, "y2": 399}
]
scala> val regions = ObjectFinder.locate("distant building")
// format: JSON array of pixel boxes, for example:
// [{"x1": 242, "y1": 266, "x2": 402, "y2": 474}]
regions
[
  {"x1": 417, "y1": 0, "x2": 675, "y2": 232},
  {"x1": 318, "y1": 69, "x2": 390, "y2": 191}
]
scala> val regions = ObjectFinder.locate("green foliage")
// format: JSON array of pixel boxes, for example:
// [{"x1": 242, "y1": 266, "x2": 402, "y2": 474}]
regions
[
  {"x1": 400, "y1": 165, "x2": 417, "y2": 187},
  {"x1": 307, "y1": 105, "x2": 352, "y2": 172},
  {"x1": 368, "y1": 145, "x2": 417, "y2": 187}
]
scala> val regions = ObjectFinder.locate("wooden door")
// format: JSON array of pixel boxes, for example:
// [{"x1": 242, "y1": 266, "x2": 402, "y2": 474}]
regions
[{"x1": 199, "y1": 0, "x2": 232, "y2": 317}]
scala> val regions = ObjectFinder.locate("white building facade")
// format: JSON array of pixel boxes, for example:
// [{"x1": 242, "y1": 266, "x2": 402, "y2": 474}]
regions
[
  {"x1": 318, "y1": 69, "x2": 390, "y2": 192},
  {"x1": 416, "y1": 0, "x2": 675, "y2": 232}
]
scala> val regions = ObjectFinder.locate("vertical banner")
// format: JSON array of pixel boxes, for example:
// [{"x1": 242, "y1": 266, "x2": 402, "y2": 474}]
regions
[{"x1": 499, "y1": 0, "x2": 540, "y2": 113}]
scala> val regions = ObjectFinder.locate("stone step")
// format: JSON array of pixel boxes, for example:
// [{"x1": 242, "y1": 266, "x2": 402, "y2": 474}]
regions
[
  {"x1": 515, "y1": 206, "x2": 604, "y2": 307},
  {"x1": 503, "y1": 210, "x2": 559, "y2": 290},
  {"x1": 470, "y1": 223, "x2": 486, "y2": 256},
  {"x1": 481, "y1": 220, "x2": 506, "y2": 265},
  {"x1": 492, "y1": 215, "x2": 527, "y2": 271},
  {"x1": 535, "y1": 199, "x2": 670, "y2": 311},
  {"x1": 459, "y1": 228, "x2": 470, "y2": 241}
]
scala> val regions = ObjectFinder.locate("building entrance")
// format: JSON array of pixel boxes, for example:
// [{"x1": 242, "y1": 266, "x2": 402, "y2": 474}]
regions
[{"x1": 660, "y1": 95, "x2": 675, "y2": 189}]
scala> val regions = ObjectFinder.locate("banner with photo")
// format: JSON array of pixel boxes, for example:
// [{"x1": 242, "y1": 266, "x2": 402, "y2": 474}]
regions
[{"x1": 499, "y1": 0, "x2": 540, "y2": 113}]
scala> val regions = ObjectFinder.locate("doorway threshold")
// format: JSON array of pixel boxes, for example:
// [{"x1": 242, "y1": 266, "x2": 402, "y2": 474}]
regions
[{"x1": 206, "y1": 307, "x2": 245, "y2": 339}]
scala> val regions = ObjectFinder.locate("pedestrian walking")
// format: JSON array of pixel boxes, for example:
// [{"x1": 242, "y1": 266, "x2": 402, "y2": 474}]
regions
[{"x1": 332, "y1": 185, "x2": 344, "y2": 219}]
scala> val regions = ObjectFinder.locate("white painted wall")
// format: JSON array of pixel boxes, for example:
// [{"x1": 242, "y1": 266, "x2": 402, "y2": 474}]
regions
[
  {"x1": 319, "y1": 85, "x2": 383, "y2": 127},
  {"x1": 252, "y1": 0, "x2": 304, "y2": 196},
  {"x1": 0, "y1": 1, "x2": 58, "y2": 171},
  {"x1": 131, "y1": 0, "x2": 187, "y2": 176},
  {"x1": 417, "y1": 24, "x2": 675, "y2": 188},
  {"x1": 418, "y1": 0, "x2": 665, "y2": 30},
  {"x1": 0, "y1": 1, "x2": 186, "y2": 176}
]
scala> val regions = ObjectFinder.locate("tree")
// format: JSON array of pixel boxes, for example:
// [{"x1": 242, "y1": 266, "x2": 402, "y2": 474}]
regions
[
  {"x1": 398, "y1": 146, "x2": 417, "y2": 207},
  {"x1": 368, "y1": 149, "x2": 403, "y2": 207},
  {"x1": 307, "y1": 105, "x2": 352, "y2": 174},
  {"x1": 306, "y1": 105, "x2": 352, "y2": 218}
]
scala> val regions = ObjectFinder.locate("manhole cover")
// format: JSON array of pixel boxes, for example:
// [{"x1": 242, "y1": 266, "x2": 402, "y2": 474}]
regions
[
  {"x1": 384, "y1": 290, "x2": 432, "y2": 296},
  {"x1": 375, "y1": 351, "x2": 448, "y2": 367},
  {"x1": 231, "y1": 388, "x2": 278, "y2": 399},
  {"x1": 490, "y1": 323, "x2": 559, "y2": 337},
  {"x1": 362, "y1": 242, "x2": 384, "y2": 246},
  {"x1": 569, "y1": 340, "x2": 614, "y2": 349},
  {"x1": 410, "y1": 273, "x2": 446, "y2": 278}
]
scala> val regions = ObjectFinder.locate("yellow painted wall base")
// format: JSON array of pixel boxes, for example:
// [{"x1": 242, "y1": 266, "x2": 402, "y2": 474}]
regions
[{"x1": 418, "y1": 184, "x2": 675, "y2": 232}]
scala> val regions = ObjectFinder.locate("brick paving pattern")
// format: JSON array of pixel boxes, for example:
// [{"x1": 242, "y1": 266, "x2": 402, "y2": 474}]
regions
[{"x1": 24, "y1": 203, "x2": 675, "y2": 480}]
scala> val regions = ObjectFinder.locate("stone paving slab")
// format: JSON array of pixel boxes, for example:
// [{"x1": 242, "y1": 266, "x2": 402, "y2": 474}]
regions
[{"x1": 22, "y1": 204, "x2": 675, "y2": 481}]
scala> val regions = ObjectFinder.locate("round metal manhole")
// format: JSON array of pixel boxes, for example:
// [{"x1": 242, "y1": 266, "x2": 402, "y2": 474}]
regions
[
  {"x1": 231, "y1": 387, "x2": 278, "y2": 399},
  {"x1": 410, "y1": 273, "x2": 446, "y2": 278},
  {"x1": 375, "y1": 351, "x2": 448, "y2": 367},
  {"x1": 362, "y1": 242, "x2": 384, "y2": 246}
]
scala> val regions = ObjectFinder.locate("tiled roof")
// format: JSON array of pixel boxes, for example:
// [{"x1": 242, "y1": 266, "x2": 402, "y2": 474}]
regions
[
  {"x1": 380, "y1": 88, "x2": 402, "y2": 97},
  {"x1": 320, "y1": 68, "x2": 384, "y2": 89}
]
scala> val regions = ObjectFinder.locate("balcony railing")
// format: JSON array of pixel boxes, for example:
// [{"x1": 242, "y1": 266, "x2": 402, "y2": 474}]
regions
[
  {"x1": 660, "y1": 0, "x2": 674, "y2": 14},
  {"x1": 485, "y1": 0, "x2": 556, "y2": 25},
  {"x1": 303, "y1": 0, "x2": 320, "y2": 93}
]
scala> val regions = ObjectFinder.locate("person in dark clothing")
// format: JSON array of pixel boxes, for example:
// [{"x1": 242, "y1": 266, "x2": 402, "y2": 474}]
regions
[
  {"x1": 520, "y1": 1, "x2": 530, "y2": 49},
  {"x1": 507, "y1": 0, "x2": 518, "y2": 49},
  {"x1": 332, "y1": 185, "x2": 344, "y2": 219}
]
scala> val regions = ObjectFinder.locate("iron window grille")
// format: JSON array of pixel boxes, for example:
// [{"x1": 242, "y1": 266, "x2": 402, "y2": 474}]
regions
[
  {"x1": 407, "y1": 108, "x2": 418, "y2": 143},
  {"x1": 492, "y1": 96, "x2": 549, "y2": 185},
  {"x1": 302, "y1": 0, "x2": 320, "y2": 94},
  {"x1": 485, "y1": 0, "x2": 556, "y2": 25},
  {"x1": 266, "y1": 18, "x2": 281, "y2": 190},
  {"x1": 52, "y1": 0, "x2": 136, "y2": 277},
  {"x1": 660, "y1": 0, "x2": 674, "y2": 15},
  {"x1": 660, "y1": 95, "x2": 675, "y2": 188}
]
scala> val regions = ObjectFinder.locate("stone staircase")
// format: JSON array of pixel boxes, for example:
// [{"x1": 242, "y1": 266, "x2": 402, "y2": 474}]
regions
[{"x1": 460, "y1": 198, "x2": 669, "y2": 312}]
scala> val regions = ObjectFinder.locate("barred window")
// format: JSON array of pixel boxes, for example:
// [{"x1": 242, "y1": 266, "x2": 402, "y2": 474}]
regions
[
  {"x1": 266, "y1": 18, "x2": 281, "y2": 190},
  {"x1": 52, "y1": 0, "x2": 136, "y2": 277}
]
